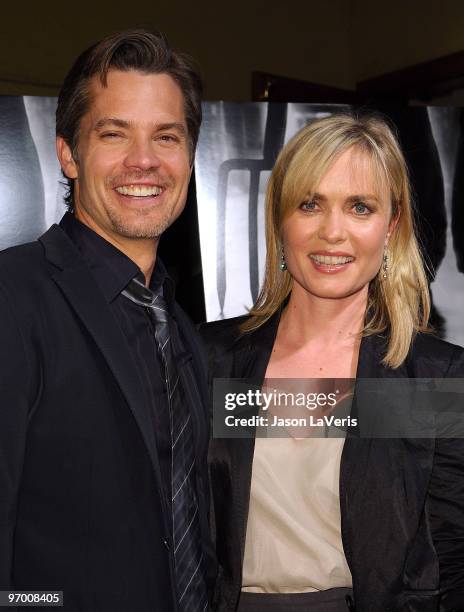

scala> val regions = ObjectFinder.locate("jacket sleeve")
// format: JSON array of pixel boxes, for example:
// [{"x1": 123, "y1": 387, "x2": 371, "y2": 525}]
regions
[
  {"x1": 429, "y1": 347, "x2": 464, "y2": 610},
  {"x1": 0, "y1": 286, "x2": 33, "y2": 588}
]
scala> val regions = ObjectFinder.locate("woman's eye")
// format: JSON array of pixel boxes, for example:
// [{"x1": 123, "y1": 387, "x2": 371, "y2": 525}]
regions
[
  {"x1": 300, "y1": 200, "x2": 317, "y2": 212},
  {"x1": 353, "y1": 202, "x2": 371, "y2": 215}
]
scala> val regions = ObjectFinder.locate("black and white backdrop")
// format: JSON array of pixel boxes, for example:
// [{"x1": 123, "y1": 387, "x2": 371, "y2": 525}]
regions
[
  {"x1": 0, "y1": 98, "x2": 463, "y2": 345},
  {"x1": 196, "y1": 102, "x2": 464, "y2": 346}
]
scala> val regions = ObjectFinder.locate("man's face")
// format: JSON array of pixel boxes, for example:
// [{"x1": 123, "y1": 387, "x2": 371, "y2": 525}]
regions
[{"x1": 57, "y1": 69, "x2": 191, "y2": 249}]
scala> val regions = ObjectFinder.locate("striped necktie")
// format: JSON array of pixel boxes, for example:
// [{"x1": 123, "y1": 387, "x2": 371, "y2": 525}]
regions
[{"x1": 122, "y1": 277, "x2": 208, "y2": 612}]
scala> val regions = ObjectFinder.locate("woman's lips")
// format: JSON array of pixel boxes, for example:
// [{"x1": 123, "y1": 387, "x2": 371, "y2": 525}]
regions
[{"x1": 309, "y1": 253, "x2": 354, "y2": 274}]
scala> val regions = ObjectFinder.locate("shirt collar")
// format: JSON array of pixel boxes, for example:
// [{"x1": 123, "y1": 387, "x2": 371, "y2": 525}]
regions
[
  {"x1": 132, "y1": 255, "x2": 175, "y2": 310},
  {"x1": 59, "y1": 212, "x2": 174, "y2": 305}
]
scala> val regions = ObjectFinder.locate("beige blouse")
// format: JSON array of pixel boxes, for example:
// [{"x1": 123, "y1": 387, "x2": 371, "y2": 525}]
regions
[{"x1": 241, "y1": 437, "x2": 352, "y2": 593}]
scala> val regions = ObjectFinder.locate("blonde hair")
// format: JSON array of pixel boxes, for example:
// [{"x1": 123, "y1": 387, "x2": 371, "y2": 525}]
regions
[{"x1": 243, "y1": 113, "x2": 431, "y2": 369}]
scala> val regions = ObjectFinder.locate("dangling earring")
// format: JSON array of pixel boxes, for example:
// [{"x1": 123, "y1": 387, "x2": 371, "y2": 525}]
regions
[
  {"x1": 382, "y1": 246, "x2": 389, "y2": 279},
  {"x1": 279, "y1": 246, "x2": 287, "y2": 271}
]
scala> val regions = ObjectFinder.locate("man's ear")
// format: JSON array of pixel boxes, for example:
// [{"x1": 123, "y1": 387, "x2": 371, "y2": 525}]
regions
[{"x1": 56, "y1": 136, "x2": 78, "y2": 179}]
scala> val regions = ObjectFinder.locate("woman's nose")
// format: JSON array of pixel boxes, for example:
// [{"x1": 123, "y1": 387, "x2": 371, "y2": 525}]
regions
[{"x1": 317, "y1": 210, "x2": 347, "y2": 244}]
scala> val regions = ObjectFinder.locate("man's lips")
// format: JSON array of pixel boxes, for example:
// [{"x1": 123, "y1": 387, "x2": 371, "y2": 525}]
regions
[{"x1": 114, "y1": 184, "x2": 163, "y2": 197}]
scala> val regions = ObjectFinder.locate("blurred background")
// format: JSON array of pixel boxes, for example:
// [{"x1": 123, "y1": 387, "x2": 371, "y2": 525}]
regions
[
  {"x1": 1, "y1": 0, "x2": 464, "y2": 344},
  {"x1": 2, "y1": 0, "x2": 464, "y2": 103}
]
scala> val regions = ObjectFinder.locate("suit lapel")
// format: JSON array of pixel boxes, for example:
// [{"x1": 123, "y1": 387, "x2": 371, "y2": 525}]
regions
[
  {"x1": 39, "y1": 225, "x2": 165, "y2": 493},
  {"x1": 339, "y1": 334, "x2": 394, "y2": 573},
  {"x1": 340, "y1": 335, "x2": 435, "y2": 599},
  {"x1": 226, "y1": 313, "x2": 280, "y2": 562}
]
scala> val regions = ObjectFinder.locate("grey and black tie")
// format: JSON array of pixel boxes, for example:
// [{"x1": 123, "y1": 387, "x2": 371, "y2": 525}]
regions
[{"x1": 122, "y1": 277, "x2": 208, "y2": 612}]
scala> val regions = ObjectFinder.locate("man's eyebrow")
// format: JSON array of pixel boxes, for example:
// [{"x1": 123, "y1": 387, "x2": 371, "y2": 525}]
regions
[
  {"x1": 93, "y1": 117, "x2": 130, "y2": 131},
  {"x1": 156, "y1": 122, "x2": 187, "y2": 136},
  {"x1": 92, "y1": 118, "x2": 187, "y2": 136}
]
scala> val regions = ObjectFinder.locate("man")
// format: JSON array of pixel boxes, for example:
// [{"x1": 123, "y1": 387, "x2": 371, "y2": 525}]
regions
[{"x1": 0, "y1": 29, "x2": 214, "y2": 611}]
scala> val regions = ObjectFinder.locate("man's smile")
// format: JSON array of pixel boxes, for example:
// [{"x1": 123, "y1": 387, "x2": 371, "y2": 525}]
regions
[{"x1": 115, "y1": 184, "x2": 164, "y2": 197}]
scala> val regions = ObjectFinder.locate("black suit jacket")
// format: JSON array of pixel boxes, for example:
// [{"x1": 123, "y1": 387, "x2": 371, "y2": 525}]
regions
[
  {"x1": 200, "y1": 313, "x2": 464, "y2": 612},
  {"x1": 0, "y1": 224, "x2": 215, "y2": 612}
]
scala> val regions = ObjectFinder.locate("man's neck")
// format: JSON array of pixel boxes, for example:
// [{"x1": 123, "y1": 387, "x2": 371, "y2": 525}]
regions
[
  {"x1": 118, "y1": 240, "x2": 158, "y2": 286},
  {"x1": 74, "y1": 210, "x2": 158, "y2": 286}
]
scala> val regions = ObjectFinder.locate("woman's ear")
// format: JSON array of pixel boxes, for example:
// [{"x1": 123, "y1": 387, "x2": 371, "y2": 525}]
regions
[{"x1": 386, "y1": 209, "x2": 400, "y2": 244}]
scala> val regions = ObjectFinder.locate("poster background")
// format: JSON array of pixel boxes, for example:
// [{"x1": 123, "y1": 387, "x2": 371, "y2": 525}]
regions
[
  {"x1": 195, "y1": 102, "x2": 464, "y2": 347},
  {"x1": 0, "y1": 97, "x2": 463, "y2": 345}
]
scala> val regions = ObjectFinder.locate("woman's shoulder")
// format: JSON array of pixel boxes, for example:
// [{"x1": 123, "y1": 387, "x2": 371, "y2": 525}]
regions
[
  {"x1": 198, "y1": 315, "x2": 255, "y2": 377},
  {"x1": 199, "y1": 314, "x2": 250, "y2": 351},
  {"x1": 409, "y1": 332, "x2": 464, "y2": 377}
]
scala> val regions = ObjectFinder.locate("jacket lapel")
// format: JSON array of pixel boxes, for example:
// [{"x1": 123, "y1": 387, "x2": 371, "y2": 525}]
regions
[
  {"x1": 225, "y1": 313, "x2": 280, "y2": 562},
  {"x1": 340, "y1": 335, "x2": 435, "y2": 603},
  {"x1": 339, "y1": 334, "x2": 389, "y2": 576},
  {"x1": 39, "y1": 225, "x2": 164, "y2": 492}
]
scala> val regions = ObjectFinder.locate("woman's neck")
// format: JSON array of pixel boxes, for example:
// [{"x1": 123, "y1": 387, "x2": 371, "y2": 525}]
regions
[{"x1": 279, "y1": 283, "x2": 368, "y2": 349}]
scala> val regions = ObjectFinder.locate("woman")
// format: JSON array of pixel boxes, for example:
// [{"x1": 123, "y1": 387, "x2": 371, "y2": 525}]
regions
[{"x1": 201, "y1": 114, "x2": 464, "y2": 611}]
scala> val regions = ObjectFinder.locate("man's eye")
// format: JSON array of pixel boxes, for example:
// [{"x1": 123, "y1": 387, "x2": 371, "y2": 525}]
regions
[
  {"x1": 101, "y1": 132, "x2": 122, "y2": 139},
  {"x1": 300, "y1": 200, "x2": 317, "y2": 212},
  {"x1": 158, "y1": 134, "x2": 178, "y2": 143},
  {"x1": 353, "y1": 202, "x2": 371, "y2": 215}
]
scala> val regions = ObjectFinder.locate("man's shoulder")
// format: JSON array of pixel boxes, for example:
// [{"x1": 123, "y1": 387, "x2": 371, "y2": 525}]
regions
[
  {"x1": 0, "y1": 224, "x2": 83, "y2": 300},
  {"x1": 0, "y1": 241, "x2": 53, "y2": 325},
  {"x1": 0, "y1": 240, "x2": 48, "y2": 285},
  {"x1": 0, "y1": 239, "x2": 44, "y2": 264}
]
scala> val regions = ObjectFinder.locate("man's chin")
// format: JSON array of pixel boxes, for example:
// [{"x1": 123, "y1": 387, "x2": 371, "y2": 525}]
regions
[
  {"x1": 108, "y1": 214, "x2": 172, "y2": 240},
  {"x1": 112, "y1": 223, "x2": 168, "y2": 240}
]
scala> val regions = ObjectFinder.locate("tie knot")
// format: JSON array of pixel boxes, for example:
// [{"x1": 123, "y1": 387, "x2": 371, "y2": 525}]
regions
[{"x1": 122, "y1": 277, "x2": 168, "y2": 324}]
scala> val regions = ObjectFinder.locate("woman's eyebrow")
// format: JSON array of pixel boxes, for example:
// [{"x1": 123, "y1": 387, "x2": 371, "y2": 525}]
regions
[
  {"x1": 346, "y1": 194, "x2": 379, "y2": 203},
  {"x1": 310, "y1": 192, "x2": 379, "y2": 202}
]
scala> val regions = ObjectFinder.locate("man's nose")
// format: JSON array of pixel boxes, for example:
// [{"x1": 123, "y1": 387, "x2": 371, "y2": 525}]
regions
[
  {"x1": 317, "y1": 210, "x2": 347, "y2": 243},
  {"x1": 123, "y1": 137, "x2": 162, "y2": 171}
]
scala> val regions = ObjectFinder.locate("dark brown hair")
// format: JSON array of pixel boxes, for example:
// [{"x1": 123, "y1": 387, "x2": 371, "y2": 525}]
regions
[{"x1": 56, "y1": 28, "x2": 203, "y2": 209}]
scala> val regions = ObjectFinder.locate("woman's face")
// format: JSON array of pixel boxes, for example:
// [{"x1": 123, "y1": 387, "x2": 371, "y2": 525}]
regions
[{"x1": 282, "y1": 146, "x2": 396, "y2": 301}]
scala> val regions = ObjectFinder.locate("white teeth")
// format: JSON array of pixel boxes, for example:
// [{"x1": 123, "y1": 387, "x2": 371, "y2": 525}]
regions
[
  {"x1": 115, "y1": 185, "x2": 162, "y2": 197},
  {"x1": 310, "y1": 254, "x2": 354, "y2": 265}
]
